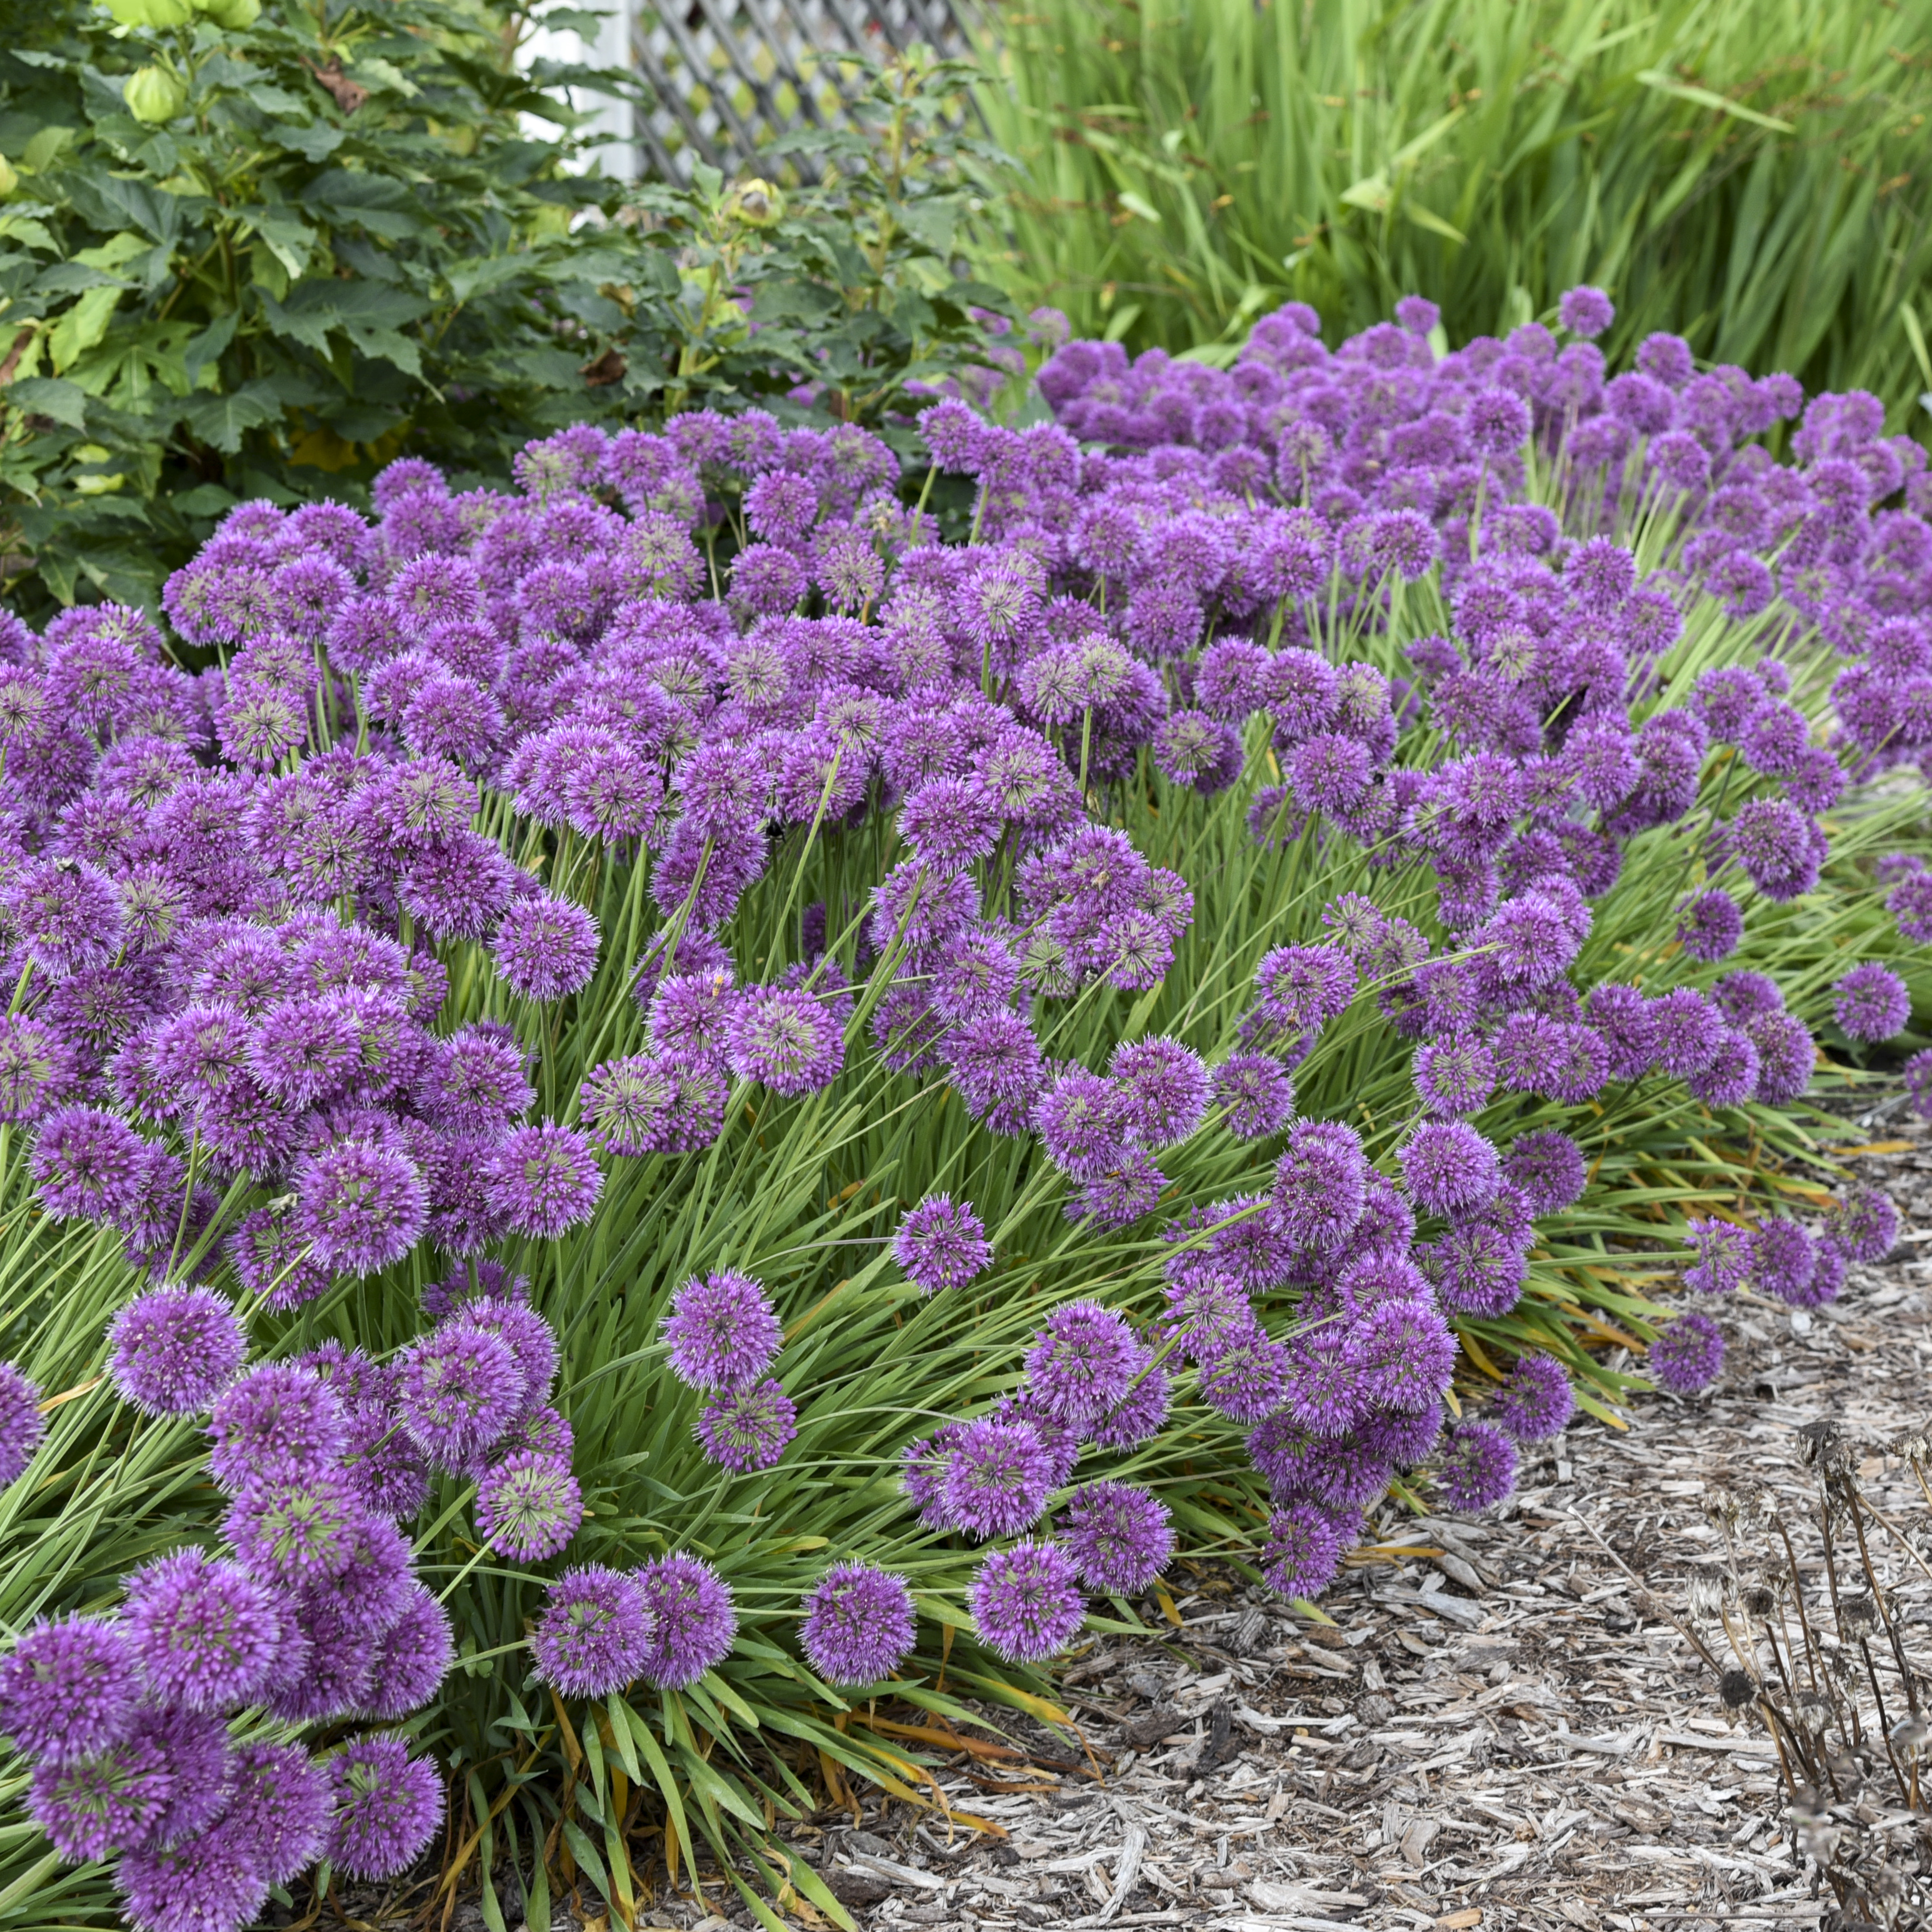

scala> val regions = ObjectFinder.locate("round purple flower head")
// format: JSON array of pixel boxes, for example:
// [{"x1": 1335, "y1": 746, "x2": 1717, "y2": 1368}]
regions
[
  {"x1": 1210, "y1": 1052, "x2": 1294, "y2": 1139},
  {"x1": 1024, "y1": 1301, "x2": 1140, "y2": 1425},
  {"x1": 1350, "y1": 1298, "x2": 1456, "y2": 1413},
  {"x1": 1675, "y1": 889, "x2": 1743, "y2": 964},
  {"x1": 942, "y1": 1418, "x2": 1055, "y2": 1539},
  {"x1": 123, "y1": 1546, "x2": 282, "y2": 1711},
  {"x1": 1489, "y1": 1354, "x2": 1574, "y2": 1443},
  {"x1": 1400, "y1": 1120, "x2": 1501, "y2": 1218},
  {"x1": 1833, "y1": 962, "x2": 1910, "y2": 1043},
  {"x1": 1649, "y1": 1313, "x2": 1725, "y2": 1395},
  {"x1": 1682, "y1": 1217, "x2": 1749, "y2": 1295},
  {"x1": 1558, "y1": 285, "x2": 1615, "y2": 338},
  {"x1": 476, "y1": 1452, "x2": 584, "y2": 1559},
  {"x1": 1501, "y1": 1129, "x2": 1587, "y2": 1217},
  {"x1": 967, "y1": 1540, "x2": 1086, "y2": 1662},
  {"x1": 894, "y1": 1194, "x2": 993, "y2": 1294},
  {"x1": 1056, "y1": 1481, "x2": 1174, "y2": 1594},
  {"x1": 224, "y1": 1470, "x2": 362, "y2": 1584},
  {"x1": 1198, "y1": 1321, "x2": 1288, "y2": 1423},
  {"x1": 116, "y1": 1814, "x2": 269, "y2": 1932},
  {"x1": 1273, "y1": 1119, "x2": 1367, "y2": 1249},
  {"x1": 493, "y1": 895, "x2": 600, "y2": 1002},
  {"x1": 399, "y1": 1320, "x2": 523, "y2": 1468},
  {"x1": 735, "y1": 970, "x2": 852, "y2": 1093},
  {"x1": 481, "y1": 1123, "x2": 603, "y2": 1238},
  {"x1": 1438, "y1": 1420, "x2": 1518, "y2": 1511},
  {"x1": 294, "y1": 1137, "x2": 428, "y2": 1276},
  {"x1": 1260, "y1": 1504, "x2": 1346, "y2": 1601},
  {"x1": 662, "y1": 1269, "x2": 781, "y2": 1391},
  {"x1": 228, "y1": 1741, "x2": 330, "y2": 1887},
  {"x1": 1827, "y1": 1184, "x2": 1898, "y2": 1264},
  {"x1": 0, "y1": 1616, "x2": 138, "y2": 1765},
  {"x1": 27, "y1": 1732, "x2": 172, "y2": 1864},
  {"x1": 533, "y1": 1565, "x2": 653, "y2": 1697},
  {"x1": 1748, "y1": 1217, "x2": 1817, "y2": 1306},
  {"x1": 108, "y1": 1288, "x2": 248, "y2": 1417},
  {"x1": 1412, "y1": 1032, "x2": 1496, "y2": 1118},
  {"x1": 206, "y1": 1362, "x2": 344, "y2": 1491},
  {"x1": 29, "y1": 1105, "x2": 148, "y2": 1223},
  {"x1": 0, "y1": 1361, "x2": 44, "y2": 1485},
  {"x1": 636, "y1": 1552, "x2": 737, "y2": 1688},
  {"x1": 326, "y1": 1735, "x2": 444, "y2": 1881},
  {"x1": 696, "y1": 1379, "x2": 799, "y2": 1473},
  {"x1": 798, "y1": 1563, "x2": 918, "y2": 1686}
]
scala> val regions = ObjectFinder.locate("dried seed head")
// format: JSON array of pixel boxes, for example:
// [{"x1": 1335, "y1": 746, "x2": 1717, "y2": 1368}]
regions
[
  {"x1": 1684, "y1": 1563, "x2": 1728, "y2": 1619},
  {"x1": 1892, "y1": 1423, "x2": 1932, "y2": 1465},
  {"x1": 1890, "y1": 1716, "x2": 1932, "y2": 1765},
  {"x1": 1797, "y1": 1691, "x2": 1833, "y2": 1735},
  {"x1": 1719, "y1": 1667, "x2": 1756, "y2": 1709},
  {"x1": 1703, "y1": 1485, "x2": 1741, "y2": 1531},
  {"x1": 1743, "y1": 1582, "x2": 1776, "y2": 1619},
  {"x1": 1840, "y1": 1593, "x2": 1879, "y2": 1634}
]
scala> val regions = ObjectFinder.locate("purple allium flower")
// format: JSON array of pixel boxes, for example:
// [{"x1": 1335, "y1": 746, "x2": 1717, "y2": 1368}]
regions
[
  {"x1": 1349, "y1": 1298, "x2": 1456, "y2": 1413},
  {"x1": 0, "y1": 1616, "x2": 138, "y2": 1765},
  {"x1": 1833, "y1": 962, "x2": 1910, "y2": 1043},
  {"x1": 326, "y1": 1735, "x2": 443, "y2": 1881},
  {"x1": 27, "y1": 1730, "x2": 172, "y2": 1863},
  {"x1": 636, "y1": 1552, "x2": 737, "y2": 1688},
  {"x1": 116, "y1": 1813, "x2": 269, "y2": 1932},
  {"x1": 1465, "y1": 386, "x2": 1532, "y2": 459},
  {"x1": 1683, "y1": 1217, "x2": 1750, "y2": 1295},
  {"x1": 29, "y1": 1104, "x2": 148, "y2": 1223},
  {"x1": 1273, "y1": 1119, "x2": 1367, "y2": 1248},
  {"x1": 293, "y1": 1138, "x2": 427, "y2": 1276},
  {"x1": 421, "y1": 1026, "x2": 534, "y2": 1132},
  {"x1": 481, "y1": 1123, "x2": 602, "y2": 1238},
  {"x1": 1649, "y1": 1313, "x2": 1725, "y2": 1394},
  {"x1": 1587, "y1": 982, "x2": 1656, "y2": 1080},
  {"x1": 1259, "y1": 1503, "x2": 1346, "y2": 1600},
  {"x1": 224, "y1": 1471, "x2": 363, "y2": 1584},
  {"x1": 1489, "y1": 1354, "x2": 1574, "y2": 1442},
  {"x1": 695, "y1": 1378, "x2": 798, "y2": 1473},
  {"x1": 0, "y1": 1014, "x2": 74, "y2": 1125},
  {"x1": 1110, "y1": 1036, "x2": 1210, "y2": 1145},
  {"x1": 1500, "y1": 1130, "x2": 1587, "y2": 1217},
  {"x1": 942, "y1": 1418, "x2": 1056, "y2": 1538},
  {"x1": 1748, "y1": 1217, "x2": 1818, "y2": 1306},
  {"x1": 1728, "y1": 798, "x2": 1820, "y2": 902},
  {"x1": 1557, "y1": 285, "x2": 1615, "y2": 338},
  {"x1": 364, "y1": 1581, "x2": 455, "y2": 1721},
  {"x1": 228, "y1": 1741, "x2": 330, "y2": 1886},
  {"x1": 900, "y1": 775, "x2": 1000, "y2": 868},
  {"x1": 662, "y1": 1269, "x2": 781, "y2": 1391},
  {"x1": 399, "y1": 1322, "x2": 523, "y2": 1468},
  {"x1": 533, "y1": 1565, "x2": 652, "y2": 1697},
  {"x1": 1034, "y1": 1071, "x2": 1132, "y2": 1181},
  {"x1": 579, "y1": 1051, "x2": 678, "y2": 1157},
  {"x1": 206, "y1": 1363, "x2": 344, "y2": 1492},
  {"x1": 1210, "y1": 1052, "x2": 1294, "y2": 1139},
  {"x1": 1400, "y1": 1120, "x2": 1500, "y2": 1218},
  {"x1": 1827, "y1": 1184, "x2": 1898, "y2": 1264},
  {"x1": 967, "y1": 1539, "x2": 1085, "y2": 1662},
  {"x1": 1412, "y1": 1032, "x2": 1497, "y2": 1118},
  {"x1": 456, "y1": 1300, "x2": 557, "y2": 1414},
  {"x1": 492, "y1": 895, "x2": 600, "y2": 1002},
  {"x1": 1436, "y1": 1420, "x2": 1516, "y2": 1512},
  {"x1": 1675, "y1": 889, "x2": 1743, "y2": 964},
  {"x1": 723, "y1": 986, "x2": 845, "y2": 1096},
  {"x1": 798, "y1": 1563, "x2": 918, "y2": 1685},
  {"x1": 123, "y1": 1546, "x2": 282, "y2": 1711},
  {"x1": 108, "y1": 1288, "x2": 248, "y2": 1417},
  {"x1": 1197, "y1": 1322, "x2": 1288, "y2": 1423},
  {"x1": 6, "y1": 859, "x2": 123, "y2": 979},
  {"x1": 475, "y1": 1451, "x2": 583, "y2": 1559},
  {"x1": 1159, "y1": 1266, "x2": 1252, "y2": 1362},
  {"x1": 1056, "y1": 1480, "x2": 1174, "y2": 1594},
  {"x1": 0, "y1": 1361, "x2": 43, "y2": 1485},
  {"x1": 894, "y1": 1194, "x2": 993, "y2": 1294},
  {"x1": 1647, "y1": 987, "x2": 1723, "y2": 1080},
  {"x1": 1395, "y1": 295, "x2": 1440, "y2": 335},
  {"x1": 1277, "y1": 1339, "x2": 1370, "y2": 1438},
  {"x1": 1023, "y1": 1301, "x2": 1139, "y2": 1424}
]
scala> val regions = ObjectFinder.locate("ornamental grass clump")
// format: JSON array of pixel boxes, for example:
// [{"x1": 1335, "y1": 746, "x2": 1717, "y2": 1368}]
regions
[{"x1": 0, "y1": 282, "x2": 1923, "y2": 1925}]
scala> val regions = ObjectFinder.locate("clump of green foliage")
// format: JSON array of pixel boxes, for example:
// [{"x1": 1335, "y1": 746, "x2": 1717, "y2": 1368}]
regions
[{"x1": 973, "y1": 0, "x2": 1932, "y2": 419}]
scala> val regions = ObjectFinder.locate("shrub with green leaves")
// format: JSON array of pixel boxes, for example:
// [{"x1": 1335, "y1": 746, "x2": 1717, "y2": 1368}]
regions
[
  {"x1": 973, "y1": 0, "x2": 1932, "y2": 418},
  {"x1": 0, "y1": 3, "x2": 1009, "y2": 616}
]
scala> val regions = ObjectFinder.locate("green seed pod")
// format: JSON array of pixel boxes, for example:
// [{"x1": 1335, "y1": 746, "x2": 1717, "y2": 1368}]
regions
[{"x1": 123, "y1": 66, "x2": 188, "y2": 125}]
